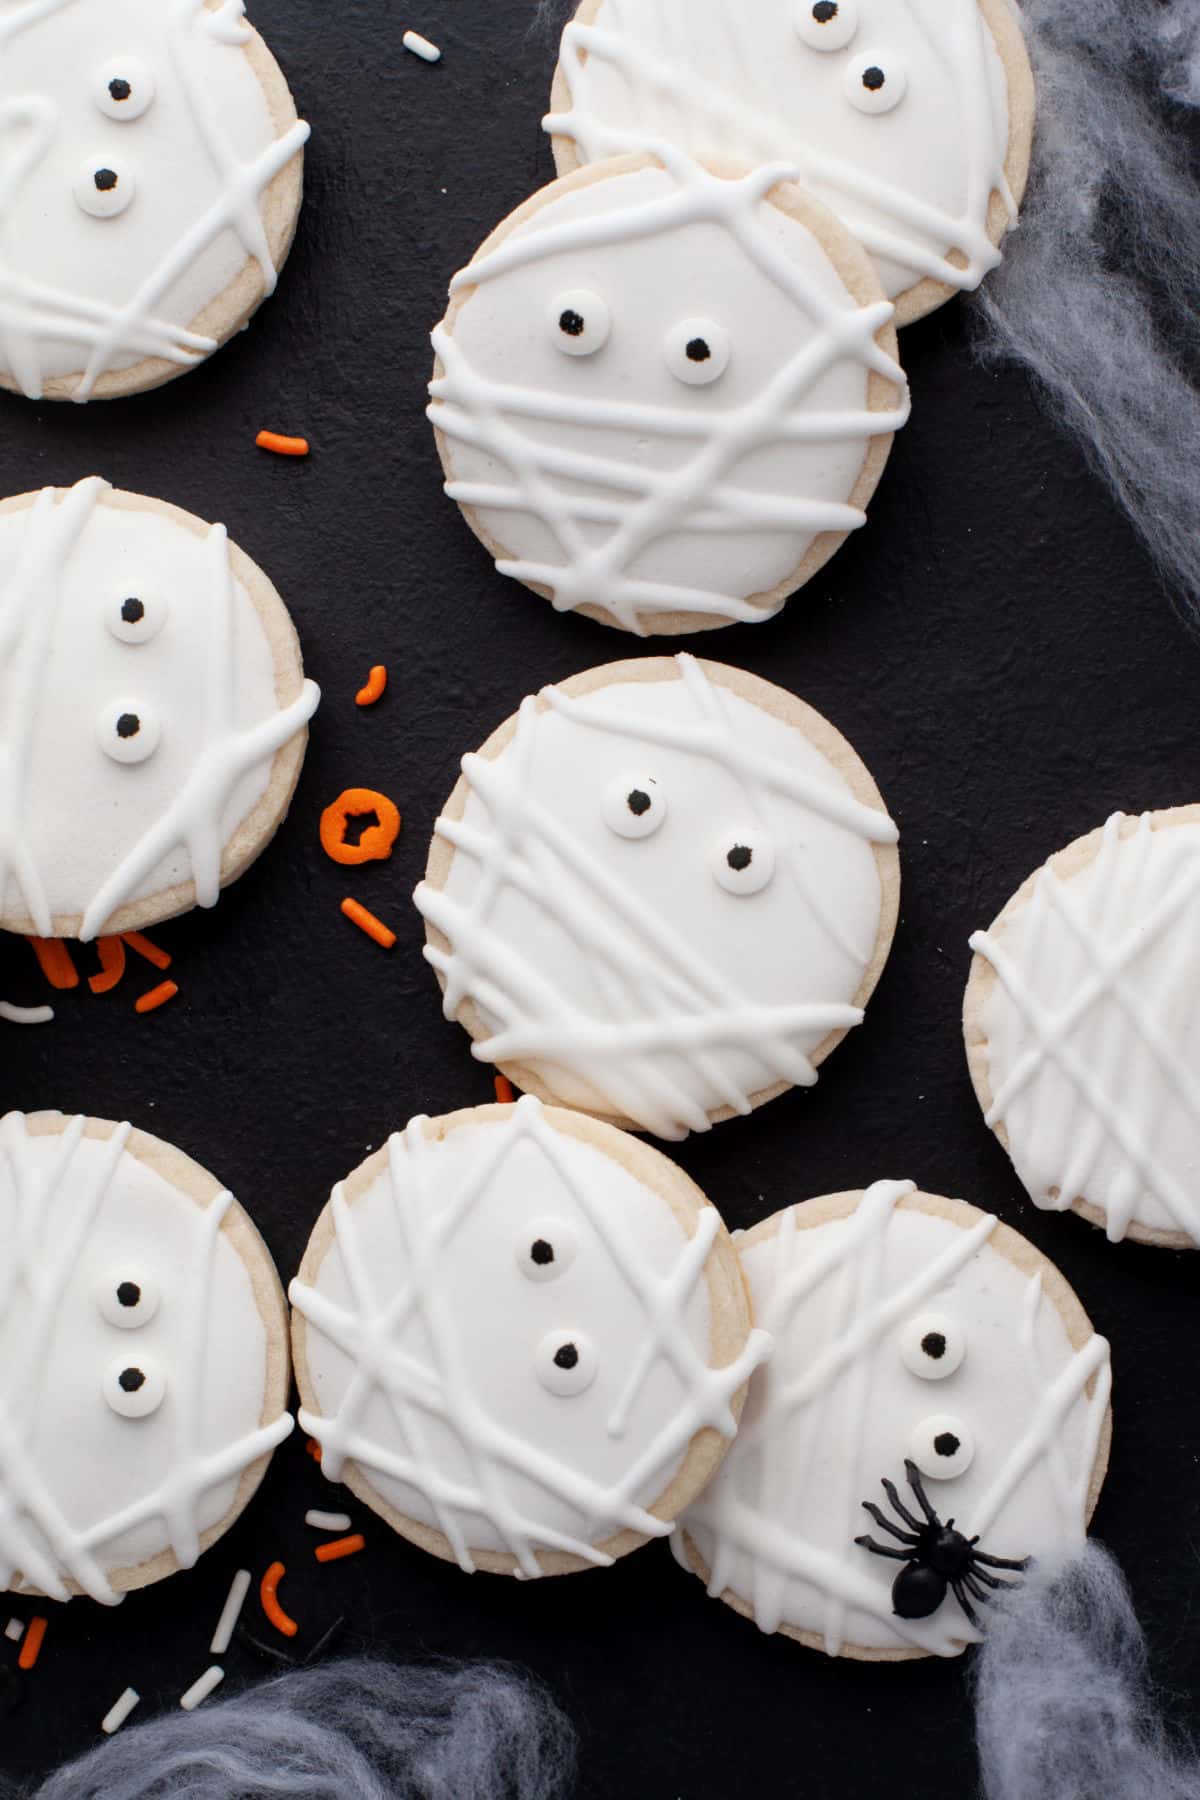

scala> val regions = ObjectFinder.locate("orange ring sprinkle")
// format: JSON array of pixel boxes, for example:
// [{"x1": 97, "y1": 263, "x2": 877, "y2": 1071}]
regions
[
  {"x1": 87, "y1": 936, "x2": 126, "y2": 995},
  {"x1": 135, "y1": 979, "x2": 178, "y2": 1015},
  {"x1": 314, "y1": 1534, "x2": 365, "y2": 1565},
  {"x1": 17, "y1": 1616, "x2": 47, "y2": 1671},
  {"x1": 340, "y1": 898, "x2": 396, "y2": 949},
  {"x1": 256, "y1": 430, "x2": 309, "y2": 457},
  {"x1": 494, "y1": 1076, "x2": 516, "y2": 1104},
  {"x1": 355, "y1": 665, "x2": 388, "y2": 708},
  {"x1": 259, "y1": 1562, "x2": 299, "y2": 1638},
  {"x1": 320, "y1": 789, "x2": 401, "y2": 867},
  {"x1": 121, "y1": 930, "x2": 171, "y2": 971},
  {"x1": 28, "y1": 938, "x2": 78, "y2": 990}
]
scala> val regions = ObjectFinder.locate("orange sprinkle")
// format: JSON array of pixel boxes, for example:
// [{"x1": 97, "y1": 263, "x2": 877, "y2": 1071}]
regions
[
  {"x1": 135, "y1": 979, "x2": 178, "y2": 1015},
  {"x1": 256, "y1": 430, "x2": 309, "y2": 457},
  {"x1": 28, "y1": 938, "x2": 78, "y2": 990},
  {"x1": 17, "y1": 1616, "x2": 47, "y2": 1671},
  {"x1": 314, "y1": 1534, "x2": 365, "y2": 1565},
  {"x1": 87, "y1": 936, "x2": 126, "y2": 995},
  {"x1": 305, "y1": 1437, "x2": 323, "y2": 1464},
  {"x1": 494, "y1": 1076, "x2": 515, "y2": 1104},
  {"x1": 320, "y1": 789, "x2": 401, "y2": 867},
  {"x1": 259, "y1": 1562, "x2": 299, "y2": 1638},
  {"x1": 122, "y1": 930, "x2": 172, "y2": 971},
  {"x1": 340, "y1": 898, "x2": 396, "y2": 950},
  {"x1": 355, "y1": 665, "x2": 388, "y2": 708}
]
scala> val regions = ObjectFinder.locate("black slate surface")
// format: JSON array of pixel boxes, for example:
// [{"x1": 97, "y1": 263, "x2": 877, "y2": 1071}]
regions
[{"x1": 3, "y1": 4, "x2": 1200, "y2": 1796}]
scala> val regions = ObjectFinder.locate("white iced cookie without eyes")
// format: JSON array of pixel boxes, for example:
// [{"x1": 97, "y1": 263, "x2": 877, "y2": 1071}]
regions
[
  {"x1": 429, "y1": 153, "x2": 908, "y2": 635},
  {"x1": 676, "y1": 1183, "x2": 1111, "y2": 1660},
  {"x1": 0, "y1": 475, "x2": 319, "y2": 942},
  {"x1": 548, "y1": 0, "x2": 1034, "y2": 327},
  {"x1": 0, "y1": 0, "x2": 308, "y2": 402},
  {"x1": 415, "y1": 655, "x2": 900, "y2": 1142},
  {"x1": 0, "y1": 1111, "x2": 293, "y2": 1605},
  {"x1": 966, "y1": 808, "x2": 1200, "y2": 1250},
  {"x1": 290, "y1": 1097, "x2": 770, "y2": 1578}
]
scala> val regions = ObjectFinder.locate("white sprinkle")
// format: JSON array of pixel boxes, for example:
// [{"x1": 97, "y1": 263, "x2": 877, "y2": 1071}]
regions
[
  {"x1": 179, "y1": 1666, "x2": 225, "y2": 1712},
  {"x1": 403, "y1": 28, "x2": 441, "y2": 62},
  {"x1": 4, "y1": 1618, "x2": 23, "y2": 1643},
  {"x1": 100, "y1": 1688, "x2": 140, "y2": 1735},
  {"x1": 209, "y1": 1569, "x2": 251, "y2": 1656},
  {"x1": 305, "y1": 1510, "x2": 352, "y2": 1533},
  {"x1": 0, "y1": 1001, "x2": 54, "y2": 1025}
]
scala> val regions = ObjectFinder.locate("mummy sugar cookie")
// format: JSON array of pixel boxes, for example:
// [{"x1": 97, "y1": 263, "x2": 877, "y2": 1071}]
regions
[
  {"x1": 676, "y1": 1183, "x2": 1111, "y2": 1660},
  {"x1": 0, "y1": 0, "x2": 309, "y2": 402},
  {"x1": 0, "y1": 476, "x2": 319, "y2": 941},
  {"x1": 966, "y1": 809, "x2": 1200, "y2": 1250},
  {"x1": 548, "y1": 0, "x2": 1035, "y2": 327},
  {"x1": 429, "y1": 154, "x2": 908, "y2": 635},
  {"x1": 415, "y1": 655, "x2": 899, "y2": 1141},
  {"x1": 0, "y1": 1111, "x2": 293, "y2": 1604},
  {"x1": 290, "y1": 1097, "x2": 769, "y2": 1577}
]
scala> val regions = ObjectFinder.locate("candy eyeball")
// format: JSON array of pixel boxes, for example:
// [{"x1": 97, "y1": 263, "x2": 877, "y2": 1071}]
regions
[
  {"x1": 535, "y1": 1330, "x2": 597, "y2": 1397},
  {"x1": 795, "y1": 0, "x2": 859, "y2": 52},
  {"x1": 103, "y1": 1356, "x2": 166, "y2": 1419},
  {"x1": 93, "y1": 57, "x2": 156, "y2": 121},
  {"x1": 106, "y1": 591, "x2": 168, "y2": 645},
  {"x1": 710, "y1": 827, "x2": 776, "y2": 896},
  {"x1": 549, "y1": 289, "x2": 612, "y2": 357},
  {"x1": 516, "y1": 1219, "x2": 579, "y2": 1284},
  {"x1": 97, "y1": 1272, "x2": 160, "y2": 1330},
  {"x1": 899, "y1": 1313, "x2": 965, "y2": 1381},
  {"x1": 844, "y1": 53, "x2": 908, "y2": 115},
  {"x1": 664, "y1": 318, "x2": 731, "y2": 387},
  {"x1": 96, "y1": 699, "x2": 161, "y2": 765},
  {"x1": 909, "y1": 1413, "x2": 974, "y2": 1480},
  {"x1": 74, "y1": 155, "x2": 136, "y2": 218},
  {"x1": 603, "y1": 773, "x2": 667, "y2": 840}
]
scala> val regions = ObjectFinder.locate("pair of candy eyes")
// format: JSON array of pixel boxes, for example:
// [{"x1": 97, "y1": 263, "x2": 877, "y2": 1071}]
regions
[
  {"x1": 552, "y1": 295, "x2": 733, "y2": 386},
  {"x1": 96, "y1": 592, "x2": 168, "y2": 765},
  {"x1": 516, "y1": 1223, "x2": 597, "y2": 1397},
  {"x1": 796, "y1": 1, "x2": 908, "y2": 114},
  {"x1": 604, "y1": 776, "x2": 774, "y2": 896},
  {"x1": 97, "y1": 1275, "x2": 166, "y2": 1418},
  {"x1": 900, "y1": 1312, "x2": 973, "y2": 1481},
  {"x1": 74, "y1": 58, "x2": 156, "y2": 220}
]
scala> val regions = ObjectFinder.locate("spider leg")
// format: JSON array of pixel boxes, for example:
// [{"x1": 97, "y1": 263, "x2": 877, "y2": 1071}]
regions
[
  {"x1": 959, "y1": 1571, "x2": 993, "y2": 1605},
  {"x1": 972, "y1": 1549, "x2": 1031, "y2": 1572},
  {"x1": 861, "y1": 1501, "x2": 920, "y2": 1545},
  {"x1": 903, "y1": 1459, "x2": 940, "y2": 1525},
  {"x1": 880, "y1": 1477, "x2": 926, "y2": 1535},
  {"x1": 964, "y1": 1562, "x2": 1021, "y2": 1593},
  {"x1": 950, "y1": 1579, "x2": 982, "y2": 1629},
  {"x1": 854, "y1": 1534, "x2": 914, "y2": 1563}
]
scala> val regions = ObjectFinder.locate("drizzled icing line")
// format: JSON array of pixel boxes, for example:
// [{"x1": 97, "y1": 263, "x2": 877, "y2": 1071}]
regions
[
  {"x1": 416, "y1": 655, "x2": 897, "y2": 1141},
  {"x1": 547, "y1": 0, "x2": 1016, "y2": 299},
  {"x1": 970, "y1": 812, "x2": 1200, "y2": 1245},
  {"x1": 429, "y1": 152, "x2": 908, "y2": 633},
  {"x1": 0, "y1": 476, "x2": 319, "y2": 941},
  {"x1": 676, "y1": 1182, "x2": 1110, "y2": 1658},
  {"x1": 0, "y1": 1114, "x2": 293, "y2": 1606},
  {"x1": 291, "y1": 1096, "x2": 771, "y2": 1577},
  {"x1": 0, "y1": 0, "x2": 309, "y2": 401}
]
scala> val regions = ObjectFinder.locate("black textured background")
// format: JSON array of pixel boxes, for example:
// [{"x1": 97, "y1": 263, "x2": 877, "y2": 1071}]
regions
[{"x1": 3, "y1": 4, "x2": 1200, "y2": 1796}]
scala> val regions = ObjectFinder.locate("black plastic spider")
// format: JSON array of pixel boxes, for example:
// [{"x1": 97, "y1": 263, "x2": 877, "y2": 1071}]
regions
[{"x1": 855, "y1": 1458, "x2": 1029, "y2": 1627}]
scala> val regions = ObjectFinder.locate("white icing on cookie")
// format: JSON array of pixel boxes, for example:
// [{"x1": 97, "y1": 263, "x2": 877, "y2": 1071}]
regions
[
  {"x1": 548, "y1": 0, "x2": 1016, "y2": 305},
  {"x1": 0, "y1": 1113, "x2": 293, "y2": 1605},
  {"x1": 0, "y1": 476, "x2": 320, "y2": 941},
  {"x1": 429, "y1": 156, "x2": 908, "y2": 634},
  {"x1": 0, "y1": 0, "x2": 309, "y2": 401},
  {"x1": 290, "y1": 1096, "x2": 770, "y2": 1575},
  {"x1": 676, "y1": 1183, "x2": 1111, "y2": 1657},
  {"x1": 970, "y1": 812, "x2": 1200, "y2": 1244},
  {"x1": 415, "y1": 656, "x2": 897, "y2": 1142}
]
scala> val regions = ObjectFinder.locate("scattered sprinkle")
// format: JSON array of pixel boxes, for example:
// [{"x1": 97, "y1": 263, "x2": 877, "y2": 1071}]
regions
[
  {"x1": 4, "y1": 1619, "x2": 23, "y2": 1643},
  {"x1": 355, "y1": 664, "x2": 388, "y2": 707},
  {"x1": 122, "y1": 930, "x2": 171, "y2": 971},
  {"x1": 260, "y1": 1562, "x2": 299, "y2": 1638},
  {"x1": 305, "y1": 1510, "x2": 352, "y2": 1533},
  {"x1": 179, "y1": 1666, "x2": 225, "y2": 1712},
  {"x1": 305, "y1": 1437, "x2": 323, "y2": 1464},
  {"x1": 494, "y1": 1075, "x2": 516, "y2": 1104},
  {"x1": 340, "y1": 897, "x2": 396, "y2": 950},
  {"x1": 135, "y1": 979, "x2": 179, "y2": 1015},
  {"x1": 17, "y1": 1616, "x2": 46, "y2": 1671},
  {"x1": 100, "y1": 1688, "x2": 140, "y2": 1736},
  {"x1": 209, "y1": 1568, "x2": 252, "y2": 1656},
  {"x1": 402, "y1": 28, "x2": 441, "y2": 62},
  {"x1": 315, "y1": 1533, "x2": 365, "y2": 1565},
  {"x1": 27, "y1": 938, "x2": 77, "y2": 990},
  {"x1": 87, "y1": 935, "x2": 126, "y2": 995},
  {"x1": 320, "y1": 788, "x2": 402, "y2": 866},
  {"x1": 0, "y1": 1002, "x2": 53, "y2": 1026},
  {"x1": 256, "y1": 430, "x2": 309, "y2": 457}
]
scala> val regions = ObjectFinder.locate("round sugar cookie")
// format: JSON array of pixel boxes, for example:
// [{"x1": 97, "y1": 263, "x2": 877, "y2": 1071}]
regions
[
  {"x1": 675, "y1": 1183, "x2": 1112, "y2": 1660},
  {"x1": 0, "y1": 0, "x2": 309, "y2": 403},
  {"x1": 0, "y1": 1110, "x2": 293, "y2": 1604},
  {"x1": 548, "y1": 0, "x2": 1035, "y2": 327},
  {"x1": 429, "y1": 152, "x2": 908, "y2": 636},
  {"x1": 414, "y1": 654, "x2": 900, "y2": 1142},
  {"x1": 289, "y1": 1097, "x2": 770, "y2": 1578},
  {"x1": 0, "y1": 476, "x2": 320, "y2": 942},
  {"x1": 965, "y1": 808, "x2": 1200, "y2": 1250}
]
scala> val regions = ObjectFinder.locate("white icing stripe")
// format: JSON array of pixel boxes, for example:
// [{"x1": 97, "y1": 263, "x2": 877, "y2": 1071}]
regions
[
  {"x1": 0, "y1": 1116, "x2": 293, "y2": 1606},
  {"x1": 971, "y1": 813, "x2": 1200, "y2": 1243},
  {"x1": 0, "y1": 0, "x2": 309, "y2": 402},
  {"x1": 291, "y1": 1096, "x2": 770, "y2": 1577},
  {"x1": 547, "y1": 0, "x2": 1015, "y2": 300},
  {"x1": 430, "y1": 154, "x2": 908, "y2": 634}
]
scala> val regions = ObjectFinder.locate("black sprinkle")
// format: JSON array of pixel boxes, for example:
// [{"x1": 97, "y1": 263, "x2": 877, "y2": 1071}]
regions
[
  {"x1": 553, "y1": 1343, "x2": 579, "y2": 1371},
  {"x1": 94, "y1": 167, "x2": 119, "y2": 193},
  {"x1": 108, "y1": 77, "x2": 132, "y2": 102},
  {"x1": 0, "y1": 1666, "x2": 23, "y2": 1718},
  {"x1": 933, "y1": 1432, "x2": 961, "y2": 1459},
  {"x1": 813, "y1": 2, "x2": 838, "y2": 20},
  {"x1": 116, "y1": 1280, "x2": 141, "y2": 1309},
  {"x1": 115, "y1": 712, "x2": 140, "y2": 739},
  {"x1": 626, "y1": 788, "x2": 651, "y2": 817},
  {"x1": 118, "y1": 1366, "x2": 145, "y2": 1393},
  {"x1": 530, "y1": 1238, "x2": 554, "y2": 1267},
  {"x1": 119, "y1": 597, "x2": 145, "y2": 624},
  {"x1": 559, "y1": 309, "x2": 585, "y2": 338},
  {"x1": 685, "y1": 337, "x2": 711, "y2": 363},
  {"x1": 726, "y1": 844, "x2": 753, "y2": 872},
  {"x1": 920, "y1": 1331, "x2": 947, "y2": 1361},
  {"x1": 862, "y1": 66, "x2": 886, "y2": 92}
]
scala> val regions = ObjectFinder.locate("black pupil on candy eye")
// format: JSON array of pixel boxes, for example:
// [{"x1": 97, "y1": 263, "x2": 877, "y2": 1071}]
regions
[
  {"x1": 921, "y1": 1331, "x2": 947, "y2": 1361},
  {"x1": 120, "y1": 597, "x2": 144, "y2": 624},
  {"x1": 934, "y1": 1431, "x2": 960, "y2": 1458},
  {"x1": 627, "y1": 789, "x2": 651, "y2": 817},
  {"x1": 553, "y1": 1343, "x2": 579, "y2": 1371},
  {"x1": 94, "y1": 168, "x2": 119, "y2": 192},
  {"x1": 726, "y1": 844, "x2": 752, "y2": 872},
  {"x1": 115, "y1": 712, "x2": 140, "y2": 739},
  {"x1": 559, "y1": 309, "x2": 585, "y2": 338},
  {"x1": 118, "y1": 1367, "x2": 145, "y2": 1393},
  {"x1": 530, "y1": 1239, "x2": 554, "y2": 1267},
  {"x1": 116, "y1": 1281, "x2": 141, "y2": 1309},
  {"x1": 813, "y1": 2, "x2": 838, "y2": 19},
  {"x1": 108, "y1": 77, "x2": 132, "y2": 101},
  {"x1": 686, "y1": 338, "x2": 711, "y2": 363},
  {"x1": 862, "y1": 66, "x2": 886, "y2": 91}
]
